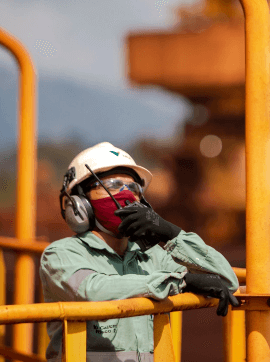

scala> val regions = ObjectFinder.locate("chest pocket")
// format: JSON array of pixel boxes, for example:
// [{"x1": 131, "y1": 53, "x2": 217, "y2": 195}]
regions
[{"x1": 87, "y1": 319, "x2": 120, "y2": 351}]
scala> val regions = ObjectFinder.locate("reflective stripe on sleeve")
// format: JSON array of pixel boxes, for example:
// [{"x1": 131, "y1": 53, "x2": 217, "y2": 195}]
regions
[{"x1": 67, "y1": 269, "x2": 96, "y2": 294}]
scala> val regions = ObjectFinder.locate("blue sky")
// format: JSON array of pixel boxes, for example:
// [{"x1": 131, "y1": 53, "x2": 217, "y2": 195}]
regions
[{"x1": 0, "y1": 0, "x2": 197, "y2": 150}]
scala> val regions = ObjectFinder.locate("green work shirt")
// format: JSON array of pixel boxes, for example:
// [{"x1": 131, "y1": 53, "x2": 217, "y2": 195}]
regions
[{"x1": 39, "y1": 230, "x2": 239, "y2": 362}]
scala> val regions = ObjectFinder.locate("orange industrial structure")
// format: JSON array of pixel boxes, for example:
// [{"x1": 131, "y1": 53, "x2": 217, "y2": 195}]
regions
[
  {"x1": 126, "y1": 0, "x2": 247, "y2": 241},
  {"x1": 126, "y1": 0, "x2": 270, "y2": 360},
  {"x1": 125, "y1": 2, "x2": 248, "y2": 359},
  {"x1": 124, "y1": 2, "x2": 248, "y2": 276},
  {"x1": 0, "y1": 0, "x2": 269, "y2": 360}
]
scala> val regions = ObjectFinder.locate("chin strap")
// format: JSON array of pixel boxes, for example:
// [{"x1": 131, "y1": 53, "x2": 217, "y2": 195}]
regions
[{"x1": 95, "y1": 219, "x2": 117, "y2": 237}]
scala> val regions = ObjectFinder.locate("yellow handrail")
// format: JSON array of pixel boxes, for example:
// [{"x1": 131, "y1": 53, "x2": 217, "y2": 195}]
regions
[
  {"x1": 0, "y1": 293, "x2": 219, "y2": 325},
  {"x1": 0, "y1": 291, "x2": 248, "y2": 362},
  {"x1": 0, "y1": 26, "x2": 37, "y2": 355},
  {"x1": 1, "y1": 0, "x2": 269, "y2": 359},
  {"x1": 0, "y1": 294, "x2": 219, "y2": 362},
  {"x1": 0, "y1": 234, "x2": 247, "y2": 362}
]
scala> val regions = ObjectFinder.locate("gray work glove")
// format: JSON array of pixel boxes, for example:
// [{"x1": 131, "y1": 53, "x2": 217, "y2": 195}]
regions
[{"x1": 183, "y1": 273, "x2": 240, "y2": 317}]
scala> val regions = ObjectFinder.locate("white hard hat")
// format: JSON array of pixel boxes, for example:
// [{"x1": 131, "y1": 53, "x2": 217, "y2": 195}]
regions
[{"x1": 66, "y1": 142, "x2": 153, "y2": 193}]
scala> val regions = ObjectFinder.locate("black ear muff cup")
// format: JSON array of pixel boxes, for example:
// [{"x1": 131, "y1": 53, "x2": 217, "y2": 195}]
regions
[{"x1": 64, "y1": 195, "x2": 95, "y2": 234}]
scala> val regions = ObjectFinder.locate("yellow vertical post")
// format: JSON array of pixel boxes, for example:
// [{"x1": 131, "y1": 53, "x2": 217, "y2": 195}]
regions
[
  {"x1": 223, "y1": 307, "x2": 246, "y2": 362},
  {"x1": 154, "y1": 314, "x2": 175, "y2": 362},
  {"x1": 62, "y1": 320, "x2": 86, "y2": 362},
  {"x1": 239, "y1": 0, "x2": 270, "y2": 361},
  {"x1": 170, "y1": 311, "x2": 182, "y2": 362},
  {"x1": 0, "y1": 250, "x2": 5, "y2": 362},
  {"x1": 37, "y1": 282, "x2": 50, "y2": 358},
  {"x1": 0, "y1": 27, "x2": 37, "y2": 355}
]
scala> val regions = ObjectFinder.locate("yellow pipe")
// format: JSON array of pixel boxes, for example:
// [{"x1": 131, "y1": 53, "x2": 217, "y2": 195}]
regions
[
  {"x1": 229, "y1": 309, "x2": 246, "y2": 362},
  {"x1": 0, "y1": 251, "x2": 5, "y2": 362},
  {"x1": 223, "y1": 308, "x2": 232, "y2": 362},
  {"x1": 223, "y1": 307, "x2": 246, "y2": 362},
  {"x1": 0, "y1": 237, "x2": 49, "y2": 254},
  {"x1": 37, "y1": 281, "x2": 50, "y2": 358},
  {"x1": 63, "y1": 321, "x2": 86, "y2": 362},
  {"x1": 232, "y1": 268, "x2": 246, "y2": 284},
  {"x1": 0, "y1": 294, "x2": 219, "y2": 325},
  {"x1": 154, "y1": 314, "x2": 175, "y2": 362},
  {"x1": 238, "y1": 0, "x2": 270, "y2": 361},
  {"x1": 170, "y1": 312, "x2": 182, "y2": 362},
  {"x1": 0, "y1": 27, "x2": 37, "y2": 355}
]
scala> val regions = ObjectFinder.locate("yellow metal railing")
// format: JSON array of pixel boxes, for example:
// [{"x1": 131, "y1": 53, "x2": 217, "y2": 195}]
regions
[
  {"x1": 0, "y1": 237, "x2": 51, "y2": 360},
  {"x1": 0, "y1": 0, "x2": 269, "y2": 360},
  {"x1": 0, "y1": 293, "x2": 221, "y2": 362},
  {"x1": 0, "y1": 25, "x2": 37, "y2": 357},
  {"x1": 0, "y1": 287, "x2": 250, "y2": 362},
  {"x1": 0, "y1": 237, "x2": 247, "y2": 361}
]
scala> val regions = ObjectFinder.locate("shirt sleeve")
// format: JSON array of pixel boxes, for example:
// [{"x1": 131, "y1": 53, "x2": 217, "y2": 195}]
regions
[
  {"x1": 164, "y1": 230, "x2": 239, "y2": 293},
  {"x1": 39, "y1": 247, "x2": 187, "y2": 303}
]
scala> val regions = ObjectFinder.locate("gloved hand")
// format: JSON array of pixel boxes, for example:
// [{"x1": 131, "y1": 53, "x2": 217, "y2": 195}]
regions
[
  {"x1": 114, "y1": 201, "x2": 181, "y2": 246},
  {"x1": 183, "y1": 273, "x2": 240, "y2": 316}
]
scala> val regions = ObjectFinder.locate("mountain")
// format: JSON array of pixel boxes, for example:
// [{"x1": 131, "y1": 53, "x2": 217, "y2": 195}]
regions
[{"x1": 0, "y1": 64, "x2": 189, "y2": 151}]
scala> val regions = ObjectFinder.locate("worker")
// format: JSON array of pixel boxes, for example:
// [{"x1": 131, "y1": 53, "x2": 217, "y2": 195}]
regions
[{"x1": 39, "y1": 142, "x2": 239, "y2": 362}]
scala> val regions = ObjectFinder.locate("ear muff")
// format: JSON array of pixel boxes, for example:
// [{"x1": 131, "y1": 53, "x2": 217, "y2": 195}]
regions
[{"x1": 64, "y1": 195, "x2": 95, "y2": 234}]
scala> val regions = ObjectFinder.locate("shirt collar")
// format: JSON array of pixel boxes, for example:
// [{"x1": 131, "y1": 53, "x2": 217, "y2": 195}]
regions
[{"x1": 76, "y1": 231, "x2": 141, "y2": 254}]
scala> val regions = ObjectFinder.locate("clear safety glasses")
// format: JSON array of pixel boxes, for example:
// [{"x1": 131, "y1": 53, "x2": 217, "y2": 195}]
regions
[{"x1": 90, "y1": 178, "x2": 143, "y2": 198}]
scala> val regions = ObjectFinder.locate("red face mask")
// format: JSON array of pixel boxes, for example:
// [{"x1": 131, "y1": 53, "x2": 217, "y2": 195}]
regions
[{"x1": 90, "y1": 190, "x2": 137, "y2": 237}]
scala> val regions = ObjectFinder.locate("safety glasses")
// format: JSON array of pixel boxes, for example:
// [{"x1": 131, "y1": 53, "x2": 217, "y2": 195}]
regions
[{"x1": 89, "y1": 178, "x2": 143, "y2": 198}]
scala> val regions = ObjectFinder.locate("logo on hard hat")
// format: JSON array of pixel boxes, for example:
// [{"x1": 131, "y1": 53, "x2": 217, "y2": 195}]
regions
[{"x1": 110, "y1": 151, "x2": 120, "y2": 156}]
